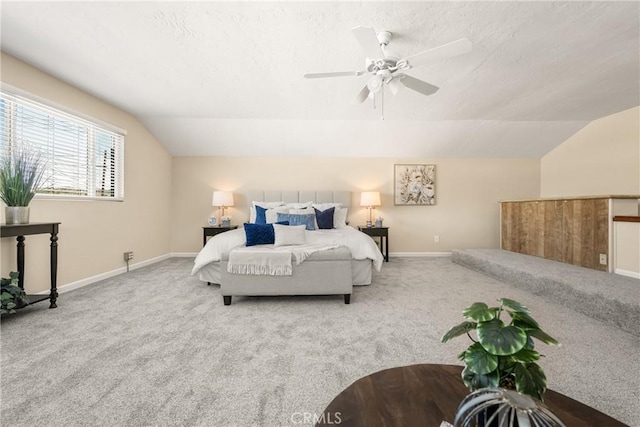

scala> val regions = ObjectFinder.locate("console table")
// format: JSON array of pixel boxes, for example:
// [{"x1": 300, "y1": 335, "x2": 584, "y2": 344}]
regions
[
  {"x1": 316, "y1": 364, "x2": 625, "y2": 427},
  {"x1": 1, "y1": 222, "x2": 60, "y2": 309}
]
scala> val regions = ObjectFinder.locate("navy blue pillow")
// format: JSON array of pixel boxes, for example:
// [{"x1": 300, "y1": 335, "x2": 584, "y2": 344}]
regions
[
  {"x1": 254, "y1": 205, "x2": 268, "y2": 224},
  {"x1": 244, "y1": 221, "x2": 290, "y2": 246},
  {"x1": 315, "y1": 207, "x2": 335, "y2": 229},
  {"x1": 244, "y1": 223, "x2": 273, "y2": 246}
]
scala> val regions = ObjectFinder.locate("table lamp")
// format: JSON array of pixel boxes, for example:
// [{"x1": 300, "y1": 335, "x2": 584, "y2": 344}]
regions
[
  {"x1": 360, "y1": 191, "x2": 381, "y2": 228},
  {"x1": 212, "y1": 191, "x2": 234, "y2": 222}
]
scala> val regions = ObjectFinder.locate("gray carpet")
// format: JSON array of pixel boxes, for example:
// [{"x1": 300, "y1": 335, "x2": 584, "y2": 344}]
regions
[
  {"x1": 452, "y1": 249, "x2": 640, "y2": 337},
  {"x1": 1, "y1": 257, "x2": 638, "y2": 426}
]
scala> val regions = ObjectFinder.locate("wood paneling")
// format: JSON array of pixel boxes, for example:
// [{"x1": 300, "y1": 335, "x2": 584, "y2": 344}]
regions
[{"x1": 501, "y1": 198, "x2": 609, "y2": 271}]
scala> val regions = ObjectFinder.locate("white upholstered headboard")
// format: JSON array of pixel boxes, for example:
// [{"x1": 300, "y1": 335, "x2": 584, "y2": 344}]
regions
[{"x1": 246, "y1": 190, "x2": 352, "y2": 207}]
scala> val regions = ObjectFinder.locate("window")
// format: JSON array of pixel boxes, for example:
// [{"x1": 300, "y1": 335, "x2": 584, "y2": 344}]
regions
[{"x1": 0, "y1": 87, "x2": 125, "y2": 200}]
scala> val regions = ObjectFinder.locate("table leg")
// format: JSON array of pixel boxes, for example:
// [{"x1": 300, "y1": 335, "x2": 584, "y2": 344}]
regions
[
  {"x1": 16, "y1": 235, "x2": 25, "y2": 289},
  {"x1": 49, "y1": 230, "x2": 58, "y2": 308},
  {"x1": 384, "y1": 235, "x2": 389, "y2": 262}
]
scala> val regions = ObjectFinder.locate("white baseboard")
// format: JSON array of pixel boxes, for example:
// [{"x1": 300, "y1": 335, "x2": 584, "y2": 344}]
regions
[
  {"x1": 39, "y1": 251, "x2": 455, "y2": 296},
  {"x1": 614, "y1": 268, "x2": 640, "y2": 279},
  {"x1": 390, "y1": 252, "x2": 451, "y2": 258},
  {"x1": 36, "y1": 253, "x2": 171, "y2": 295}
]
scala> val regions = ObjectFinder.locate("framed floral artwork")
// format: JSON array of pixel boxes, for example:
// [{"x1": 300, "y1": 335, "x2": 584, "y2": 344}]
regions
[{"x1": 394, "y1": 164, "x2": 436, "y2": 205}]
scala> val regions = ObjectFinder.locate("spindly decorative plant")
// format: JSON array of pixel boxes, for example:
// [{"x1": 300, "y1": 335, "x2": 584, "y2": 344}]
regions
[
  {"x1": 0, "y1": 146, "x2": 46, "y2": 207},
  {"x1": 442, "y1": 298, "x2": 559, "y2": 400},
  {"x1": 1, "y1": 272, "x2": 29, "y2": 314}
]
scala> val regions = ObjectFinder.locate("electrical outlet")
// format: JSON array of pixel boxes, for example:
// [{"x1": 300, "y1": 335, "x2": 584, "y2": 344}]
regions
[
  {"x1": 434, "y1": 235, "x2": 440, "y2": 243},
  {"x1": 599, "y1": 254, "x2": 607, "y2": 265},
  {"x1": 124, "y1": 251, "x2": 134, "y2": 262}
]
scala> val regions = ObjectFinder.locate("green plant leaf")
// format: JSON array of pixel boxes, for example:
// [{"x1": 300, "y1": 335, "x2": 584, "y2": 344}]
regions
[
  {"x1": 463, "y1": 302, "x2": 496, "y2": 322},
  {"x1": 511, "y1": 348, "x2": 541, "y2": 363},
  {"x1": 515, "y1": 363, "x2": 547, "y2": 400},
  {"x1": 524, "y1": 336, "x2": 535, "y2": 350},
  {"x1": 463, "y1": 342, "x2": 499, "y2": 375},
  {"x1": 528, "y1": 328, "x2": 560, "y2": 346},
  {"x1": 441, "y1": 321, "x2": 477, "y2": 343},
  {"x1": 0, "y1": 146, "x2": 46, "y2": 206},
  {"x1": 509, "y1": 311, "x2": 540, "y2": 329},
  {"x1": 499, "y1": 298, "x2": 530, "y2": 314},
  {"x1": 477, "y1": 318, "x2": 527, "y2": 356},
  {"x1": 462, "y1": 366, "x2": 499, "y2": 391}
]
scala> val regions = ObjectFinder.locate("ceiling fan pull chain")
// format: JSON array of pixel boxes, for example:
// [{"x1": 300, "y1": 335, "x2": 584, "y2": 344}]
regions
[{"x1": 381, "y1": 86, "x2": 385, "y2": 120}]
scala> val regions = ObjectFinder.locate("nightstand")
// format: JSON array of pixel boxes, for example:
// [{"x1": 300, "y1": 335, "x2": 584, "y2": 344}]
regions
[
  {"x1": 203, "y1": 225, "x2": 238, "y2": 247},
  {"x1": 358, "y1": 226, "x2": 389, "y2": 262}
]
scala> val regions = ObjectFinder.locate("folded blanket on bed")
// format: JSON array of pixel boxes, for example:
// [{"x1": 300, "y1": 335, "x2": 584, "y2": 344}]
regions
[
  {"x1": 227, "y1": 244, "x2": 340, "y2": 276},
  {"x1": 288, "y1": 244, "x2": 340, "y2": 264},
  {"x1": 228, "y1": 247, "x2": 292, "y2": 276}
]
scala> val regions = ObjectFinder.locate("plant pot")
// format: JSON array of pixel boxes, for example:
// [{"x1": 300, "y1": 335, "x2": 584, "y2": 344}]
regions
[{"x1": 5, "y1": 206, "x2": 30, "y2": 224}]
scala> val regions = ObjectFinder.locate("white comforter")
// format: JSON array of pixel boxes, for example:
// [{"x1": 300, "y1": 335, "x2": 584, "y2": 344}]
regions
[{"x1": 191, "y1": 226, "x2": 384, "y2": 275}]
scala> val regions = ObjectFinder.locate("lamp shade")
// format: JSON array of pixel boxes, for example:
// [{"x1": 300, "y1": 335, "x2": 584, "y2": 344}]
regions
[
  {"x1": 212, "y1": 191, "x2": 234, "y2": 207},
  {"x1": 360, "y1": 191, "x2": 381, "y2": 207}
]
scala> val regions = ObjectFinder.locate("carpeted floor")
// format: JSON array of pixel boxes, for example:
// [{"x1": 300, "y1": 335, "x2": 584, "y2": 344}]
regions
[
  {"x1": 1, "y1": 257, "x2": 638, "y2": 426},
  {"x1": 452, "y1": 249, "x2": 640, "y2": 336}
]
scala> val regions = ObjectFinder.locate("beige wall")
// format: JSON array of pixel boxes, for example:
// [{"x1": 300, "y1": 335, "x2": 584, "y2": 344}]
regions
[
  {"x1": 171, "y1": 157, "x2": 540, "y2": 253},
  {"x1": 541, "y1": 106, "x2": 640, "y2": 197},
  {"x1": 1, "y1": 52, "x2": 173, "y2": 293}
]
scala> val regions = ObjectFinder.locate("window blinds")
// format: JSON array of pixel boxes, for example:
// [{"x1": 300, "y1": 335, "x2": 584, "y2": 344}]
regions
[{"x1": 0, "y1": 89, "x2": 125, "y2": 200}]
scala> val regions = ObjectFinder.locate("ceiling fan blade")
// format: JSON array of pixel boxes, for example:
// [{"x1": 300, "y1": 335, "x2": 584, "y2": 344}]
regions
[
  {"x1": 352, "y1": 26, "x2": 384, "y2": 59},
  {"x1": 401, "y1": 38, "x2": 472, "y2": 68},
  {"x1": 351, "y1": 85, "x2": 370, "y2": 104},
  {"x1": 304, "y1": 71, "x2": 364, "y2": 79},
  {"x1": 399, "y1": 74, "x2": 439, "y2": 96},
  {"x1": 388, "y1": 78, "x2": 403, "y2": 96}
]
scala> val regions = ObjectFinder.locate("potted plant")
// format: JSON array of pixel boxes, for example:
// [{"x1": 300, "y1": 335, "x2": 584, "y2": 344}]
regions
[
  {"x1": 1, "y1": 272, "x2": 29, "y2": 314},
  {"x1": 0, "y1": 146, "x2": 46, "y2": 224},
  {"x1": 441, "y1": 298, "x2": 559, "y2": 401}
]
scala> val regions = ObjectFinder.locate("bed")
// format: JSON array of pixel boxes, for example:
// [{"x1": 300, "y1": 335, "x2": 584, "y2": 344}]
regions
[{"x1": 191, "y1": 190, "x2": 384, "y2": 304}]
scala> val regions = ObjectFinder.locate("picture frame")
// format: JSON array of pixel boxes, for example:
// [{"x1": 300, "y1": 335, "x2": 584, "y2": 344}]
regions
[{"x1": 394, "y1": 164, "x2": 436, "y2": 205}]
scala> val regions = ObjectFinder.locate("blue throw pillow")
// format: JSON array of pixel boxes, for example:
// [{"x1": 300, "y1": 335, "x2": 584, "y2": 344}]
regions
[
  {"x1": 243, "y1": 222, "x2": 290, "y2": 246},
  {"x1": 276, "y1": 213, "x2": 316, "y2": 231},
  {"x1": 254, "y1": 205, "x2": 267, "y2": 224},
  {"x1": 314, "y1": 207, "x2": 335, "y2": 229},
  {"x1": 244, "y1": 223, "x2": 274, "y2": 246}
]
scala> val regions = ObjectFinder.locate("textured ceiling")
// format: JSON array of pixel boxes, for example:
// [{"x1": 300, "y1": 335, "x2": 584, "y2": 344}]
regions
[{"x1": 1, "y1": 1, "x2": 638, "y2": 158}]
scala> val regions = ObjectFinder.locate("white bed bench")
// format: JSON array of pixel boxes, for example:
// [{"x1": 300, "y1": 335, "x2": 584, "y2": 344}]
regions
[{"x1": 220, "y1": 246, "x2": 353, "y2": 305}]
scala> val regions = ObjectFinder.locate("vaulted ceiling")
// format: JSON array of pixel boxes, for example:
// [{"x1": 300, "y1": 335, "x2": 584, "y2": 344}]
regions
[{"x1": 1, "y1": 1, "x2": 638, "y2": 158}]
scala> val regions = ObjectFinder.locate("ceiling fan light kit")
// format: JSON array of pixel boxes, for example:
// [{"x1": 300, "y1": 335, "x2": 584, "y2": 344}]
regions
[{"x1": 304, "y1": 26, "x2": 472, "y2": 119}]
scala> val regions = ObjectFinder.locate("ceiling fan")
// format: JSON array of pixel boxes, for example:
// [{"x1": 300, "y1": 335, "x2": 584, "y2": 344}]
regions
[{"x1": 304, "y1": 26, "x2": 472, "y2": 113}]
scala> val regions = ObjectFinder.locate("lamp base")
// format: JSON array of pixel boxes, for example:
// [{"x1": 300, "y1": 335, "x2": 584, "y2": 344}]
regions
[{"x1": 366, "y1": 220, "x2": 372, "y2": 228}]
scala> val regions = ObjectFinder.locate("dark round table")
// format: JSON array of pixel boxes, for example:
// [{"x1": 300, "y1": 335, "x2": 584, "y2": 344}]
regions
[{"x1": 316, "y1": 364, "x2": 626, "y2": 427}]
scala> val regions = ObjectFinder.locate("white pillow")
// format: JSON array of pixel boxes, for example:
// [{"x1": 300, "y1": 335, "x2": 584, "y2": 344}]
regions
[
  {"x1": 273, "y1": 224, "x2": 307, "y2": 246},
  {"x1": 265, "y1": 206, "x2": 290, "y2": 223},
  {"x1": 250, "y1": 201, "x2": 285, "y2": 223},
  {"x1": 333, "y1": 207, "x2": 348, "y2": 228},
  {"x1": 285, "y1": 201, "x2": 313, "y2": 209},
  {"x1": 289, "y1": 207, "x2": 312, "y2": 215}
]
